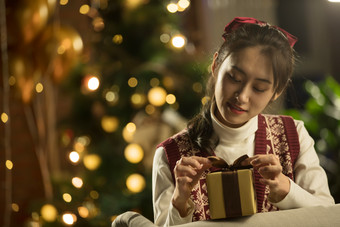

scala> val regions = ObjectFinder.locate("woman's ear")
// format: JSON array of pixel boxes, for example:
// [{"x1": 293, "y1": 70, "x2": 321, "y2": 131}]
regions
[{"x1": 211, "y1": 52, "x2": 219, "y2": 77}]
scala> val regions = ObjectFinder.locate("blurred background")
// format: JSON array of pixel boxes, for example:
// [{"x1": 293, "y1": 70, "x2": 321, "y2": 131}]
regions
[{"x1": 0, "y1": 0, "x2": 340, "y2": 226}]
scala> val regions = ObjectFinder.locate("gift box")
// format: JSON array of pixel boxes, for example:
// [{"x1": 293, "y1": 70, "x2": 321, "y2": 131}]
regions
[{"x1": 206, "y1": 155, "x2": 257, "y2": 219}]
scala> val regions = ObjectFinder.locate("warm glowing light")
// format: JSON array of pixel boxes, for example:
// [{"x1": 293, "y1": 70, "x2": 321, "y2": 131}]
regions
[
  {"x1": 112, "y1": 34, "x2": 123, "y2": 44},
  {"x1": 36, "y1": 83, "x2": 43, "y2": 93},
  {"x1": 78, "y1": 206, "x2": 89, "y2": 218},
  {"x1": 150, "y1": 78, "x2": 160, "y2": 87},
  {"x1": 163, "y1": 76, "x2": 174, "y2": 89},
  {"x1": 93, "y1": 17, "x2": 105, "y2": 31},
  {"x1": 74, "y1": 142, "x2": 85, "y2": 152},
  {"x1": 166, "y1": 94, "x2": 176, "y2": 104},
  {"x1": 79, "y1": 4, "x2": 90, "y2": 14},
  {"x1": 9, "y1": 76, "x2": 16, "y2": 86},
  {"x1": 171, "y1": 35, "x2": 186, "y2": 48},
  {"x1": 145, "y1": 104, "x2": 155, "y2": 115},
  {"x1": 72, "y1": 177, "x2": 83, "y2": 188},
  {"x1": 6, "y1": 160, "x2": 13, "y2": 170},
  {"x1": 101, "y1": 116, "x2": 119, "y2": 133},
  {"x1": 160, "y1": 33, "x2": 170, "y2": 43},
  {"x1": 83, "y1": 154, "x2": 101, "y2": 170},
  {"x1": 126, "y1": 173, "x2": 146, "y2": 193},
  {"x1": 192, "y1": 82, "x2": 203, "y2": 93},
  {"x1": 41, "y1": 204, "x2": 58, "y2": 222},
  {"x1": 201, "y1": 96, "x2": 210, "y2": 105},
  {"x1": 87, "y1": 76, "x2": 100, "y2": 91},
  {"x1": 167, "y1": 3, "x2": 178, "y2": 13},
  {"x1": 73, "y1": 36, "x2": 83, "y2": 52},
  {"x1": 328, "y1": 0, "x2": 340, "y2": 2},
  {"x1": 105, "y1": 91, "x2": 119, "y2": 104},
  {"x1": 62, "y1": 213, "x2": 77, "y2": 225},
  {"x1": 60, "y1": 0, "x2": 68, "y2": 5},
  {"x1": 1, "y1": 112, "x2": 9, "y2": 123},
  {"x1": 69, "y1": 151, "x2": 80, "y2": 163},
  {"x1": 90, "y1": 190, "x2": 99, "y2": 199},
  {"x1": 178, "y1": 0, "x2": 190, "y2": 9},
  {"x1": 11, "y1": 203, "x2": 19, "y2": 212},
  {"x1": 128, "y1": 77, "x2": 138, "y2": 87},
  {"x1": 131, "y1": 93, "x2": 146, "y2": 107},
  {"x1": 122, "y1": 122, "x2": 136, "y2": 142},
  {"x1": 124, "y1": 144, "x2": 144, "y2": 163},
  {"x1": 148, "y1": 87, "x2": 167, "y2": 106},
  {"x1": 63, "y1": 193, "x2": 72, "y2": 202}
]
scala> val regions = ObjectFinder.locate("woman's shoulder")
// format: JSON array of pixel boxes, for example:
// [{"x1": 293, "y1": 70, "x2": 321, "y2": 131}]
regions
[{"x1": 261, "y1": 114, "x2": 306, "y2": 132}]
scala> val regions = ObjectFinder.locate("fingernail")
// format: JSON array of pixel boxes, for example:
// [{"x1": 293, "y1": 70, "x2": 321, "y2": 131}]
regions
[{"x1": 250, "y1": 159, "x2": 258, "y2": 165}]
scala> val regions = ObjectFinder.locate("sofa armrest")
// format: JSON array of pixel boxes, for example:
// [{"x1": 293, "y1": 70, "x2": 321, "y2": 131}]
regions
[{"x1": 112, "y1": 204, "x2": 340, "y2": 227}]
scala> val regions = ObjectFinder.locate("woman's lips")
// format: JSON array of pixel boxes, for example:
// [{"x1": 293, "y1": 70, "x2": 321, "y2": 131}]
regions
[{"x1": 227, "y1": 102, "x2": 247, "y2": 114}]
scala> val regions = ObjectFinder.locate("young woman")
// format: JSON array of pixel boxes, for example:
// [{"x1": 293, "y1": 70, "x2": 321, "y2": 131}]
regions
[{"x1": 152, "y1": 17, "x2": 335, "y2": 226}]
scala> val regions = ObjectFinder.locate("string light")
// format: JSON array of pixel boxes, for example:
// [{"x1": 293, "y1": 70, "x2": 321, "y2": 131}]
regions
[
  {"x1": 112, "y1": 34, "x2": 123, "y2": 44},
  {"x1": 1, "y1": 112, "x2": 8, "y2": 123},
  {"x1": 128, "y1": 77, "x2": 138, "y2": 87},
  {"x1": 145, "y1": 104, "x2": 155, "y2": 115},
  {"x1": 35, "y1": 83, "x2": 44, "y2": 93},
  {"x1": 192, "y1": 82, "x2": 203, "y2": 93},
  {"x1": 124, "y1": 143, "x2": 144, "y2": 163},
  {"x1": 101, "y1": 116, "x2": 119, "y2": 133},
  {"x1": 166, "y1": 94, "x2": 176, "y2": 104},
  {"x1": 126, "y1": 173, "x2": 146, "y2": 193},
  {"x1": 90, "y1": 190, "x2": 99, "y2": 199},
  {"x1": 79, "y1": 4, "x2": 90, "y2": 14},
  {"x1": 148, "y1": 87, "x2": 167, "y2": 106},
  {"x1": 86, "y1": 75, "x2": 100, "y2": 91},
  {"x1": 122, "y1": 122, "x2": 136, "y2": 142},
  {"x1": 131, "y1": 93, "x2": 147, "y2": 108},
  {"x1": 41, "y1": 204, "x2": 58, "y2": 222},
  {"x1": 69, "y1": 151, "x2": 80, "y2": 163},
  {"x1": 201, "y1": 96, "x2": 210, "y2": 105},
  {"x1": 178, "y1": 0, "x2": 190, "y2": 9},
  {"x1": 63, "y1": 193, "x2": 72, "y2": 203},
  {"x1": 160, "y1": 33, "x2": 170, "y2": 43},
  {"x1": 60, "y1": 0, "x2": 69, "y2": 5},
  {"x1": 171, "y1": 34, "x2": 186, "y2": 48},
  {"x1": 83, "y1": 154, "x2": 101, "y2": 170},
  {"x1": 5, "y1": 160, "x2": 13, "y2": 170},
  {"x1": 167, "y1": 3, "x2": 178, "y2": 13},
  {"x1": 72, "y1": 177, "x2": 83, "y2": 188},
  {"x1": 11, "y1": 203, "x2": 19, "y2": 212},
  {"x1": 78, "y1": 206, "x2": 89, "y2": 218},
  {"x1": 62, "y1": 213, "x2": 77, "y2": 225},
  {"x1": 105, "y1": 90, "x2": 119, "y2": 105}
]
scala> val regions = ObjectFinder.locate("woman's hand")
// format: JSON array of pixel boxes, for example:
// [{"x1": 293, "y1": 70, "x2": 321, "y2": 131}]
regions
[
  {"x1": 248, "y1": 154, "x2": 290, "y2": 203},
  {"x1": 172, "y1": 156, "x2": 211, "y2": 217}
]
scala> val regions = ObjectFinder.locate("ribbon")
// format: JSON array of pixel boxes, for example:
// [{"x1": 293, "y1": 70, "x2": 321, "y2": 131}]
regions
[
  {"x1": 222, "y1": 17, "x2": 298, "y2": 47},
  {"x1": 208, "y1": 154, "x2": 252, "y2": 171}
]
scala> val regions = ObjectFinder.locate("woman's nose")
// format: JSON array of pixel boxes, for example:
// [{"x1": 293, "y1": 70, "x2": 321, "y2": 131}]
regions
[{"x1": 236, "y1": 86, "x2": 250, "y2": 104}]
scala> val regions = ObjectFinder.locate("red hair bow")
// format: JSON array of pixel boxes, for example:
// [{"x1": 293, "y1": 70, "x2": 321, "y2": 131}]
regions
[{"x1": 222, "y1": 17, "x2": 298, "y2": 48}]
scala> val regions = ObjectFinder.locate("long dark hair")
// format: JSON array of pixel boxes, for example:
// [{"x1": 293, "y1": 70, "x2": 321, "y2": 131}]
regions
[{"x1": 187, "y1": 23, "x2": 296, "y2": 155}]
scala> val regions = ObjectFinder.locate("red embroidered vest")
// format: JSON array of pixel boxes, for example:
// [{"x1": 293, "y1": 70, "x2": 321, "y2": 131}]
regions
[{"x1": 157, "y1": 114, "x2": 300, "y2": 221}]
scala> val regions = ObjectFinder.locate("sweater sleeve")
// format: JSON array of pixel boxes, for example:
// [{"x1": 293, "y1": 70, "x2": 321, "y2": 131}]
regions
[
  {"x1": 152, "y1": 147, "x2": 194, "y2": 226},
  {"x1": 272, "y1": 120, "x2": 335, "y2": 209}
]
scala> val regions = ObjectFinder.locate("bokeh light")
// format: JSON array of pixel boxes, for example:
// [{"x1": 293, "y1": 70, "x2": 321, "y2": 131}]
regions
[
  {"x1": 63, "y1": 193, "x2": 72, "y2": 203},
  {"x1": 171, "y1": 35, "x2": 186, "y2": 48},
  {"x1": 128, "y1": 77, "x2": 138, "y2": 87},
  {"x1": 87, "y1": 76, "x2": 100, "y2": 91},
  {"x1": 41, "y1": 204, "x2": 58, "y2": 222},
  {"x1": 79, "y1": 4, "x2": 90, "y2": 14},
  {"x1": 148, "y1": 87, "x2": 167, "y2": 106},
  {"x1": 167, "y1": 3, "x2": 178, "y2": 13},
  {"x1": 124, "y1": 143, "x2": 144, "y2": 164},
  {"x1": 1, "y1": 112, "x2": 9, "y2": 123},
  {"x1": 6, "y1": 160, "x2": 13, "y2": 170},
  {"x1": 126, "y1": 173, "x2": 146, "y2": 193},
  {"x1": 78, "y1": 206, "x2": 89, "y2": 218},
  {"x1": 166, "y1": 94, "x2": 176, "y2": 104},
  {"x1": 83, "y1": 154, "x2": 101, "y2": 170},
  {"x1": 112, "y1": 34, "x2": 123, "y2": 44},
  {"x1": 72, "y1": 177, "x2": 83, "y2": 188},
  {"x1": 101, "y1": 116, "x2": 119, "y2": 133},
  {"x1": 131, "y1": 93, "x2": 147, "y2": 108},
  {"x1": 69, "y1": 151, "x2": 80, "y2": 163},
  {"x1": 11, "y1": 203, "x2": 19, "y2": 212},
  {"x1": 122, "y1": 122, "x2": 136, "y2": 142},
  {"x1": 62, "y1": 212, "x2": 77, "y2": 225},
  {"x1": 36, "y1": 83, "x2": 44, "y2": 93}
]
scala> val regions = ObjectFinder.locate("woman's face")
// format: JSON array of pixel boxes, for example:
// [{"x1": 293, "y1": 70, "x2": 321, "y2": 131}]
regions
[{"x1": 213, "y1": 46, "x2": 280, "y2": 128}]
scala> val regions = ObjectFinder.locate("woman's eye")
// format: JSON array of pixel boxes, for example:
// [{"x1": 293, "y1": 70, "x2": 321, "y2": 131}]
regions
[
  {"x1": 253, "y1": 87, "x2": 266, "y2": 93},
  {"x1": 228, "y1": 74, "x2": 241, "y2": 83}
]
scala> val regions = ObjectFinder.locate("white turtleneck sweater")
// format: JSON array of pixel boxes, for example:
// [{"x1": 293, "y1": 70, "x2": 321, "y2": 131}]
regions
[{"x1": 152, "y1": 114, "x2": 335, "y2": 226}]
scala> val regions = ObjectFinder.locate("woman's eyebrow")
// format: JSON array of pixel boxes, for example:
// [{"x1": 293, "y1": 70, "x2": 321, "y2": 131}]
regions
[{"x1": 232, "y1": 65, "x2": 272, "y2": 84}]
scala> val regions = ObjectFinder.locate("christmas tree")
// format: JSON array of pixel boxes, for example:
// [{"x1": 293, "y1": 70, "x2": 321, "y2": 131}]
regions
[{"x1": 1, "y1": 0, "x2": 208, "y2": 226}]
